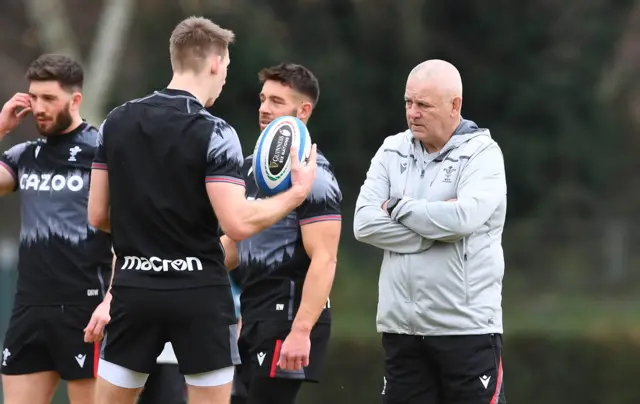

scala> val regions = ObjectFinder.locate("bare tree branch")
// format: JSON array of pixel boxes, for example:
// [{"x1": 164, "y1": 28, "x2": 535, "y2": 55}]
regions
[
  {"x1": 22, "y1": 0, "x2": 80, "y2": 60},
  {"x1": 82, "y1": 0, "x2": 136, "y2": 125},
  {"x1": 22, "y1": 0, "x2": 136, "y2": 125},
  {"x1": 598, "y1": 0, "x2": 640, "y2": 103}
]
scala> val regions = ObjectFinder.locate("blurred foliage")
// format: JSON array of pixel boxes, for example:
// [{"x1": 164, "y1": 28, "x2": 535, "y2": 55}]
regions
[{"x1": 2, "y1": 0, "x2": 640, "y2": 402}]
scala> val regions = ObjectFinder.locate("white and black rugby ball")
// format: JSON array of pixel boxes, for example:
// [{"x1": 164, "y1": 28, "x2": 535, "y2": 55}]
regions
[{"x1": 252, "y1": 116, "x2": 312, "y2": 196}]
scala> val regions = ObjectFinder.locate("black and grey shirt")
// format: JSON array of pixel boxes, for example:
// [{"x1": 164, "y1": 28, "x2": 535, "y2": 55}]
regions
[
  {"x1": 0, "y1": 122, "x2": 113, "y2": 306},
  {"x1": 230, "y1": 151, "x2": 342, "y2": 325},
  {"x1": 93, "y1": 88, "x2": 245, "y2": 290}
]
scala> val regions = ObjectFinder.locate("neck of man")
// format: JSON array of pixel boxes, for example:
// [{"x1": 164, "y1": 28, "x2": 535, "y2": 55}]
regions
[
  {"x1": 60, "y1": 115, "x2": 84, "y2": 134},
  {"x1": 167, "y1": 74, "x2": 213, "y2": 107}
]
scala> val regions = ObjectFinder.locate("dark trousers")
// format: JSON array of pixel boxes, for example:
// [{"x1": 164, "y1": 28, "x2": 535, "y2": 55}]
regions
[{"x1": 382, "y1": 333, "x2": 506, "y2": 404}]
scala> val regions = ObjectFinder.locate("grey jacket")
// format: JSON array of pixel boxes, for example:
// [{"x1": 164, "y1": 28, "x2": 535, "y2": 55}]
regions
[{"x1": 353, "y1": 119, "x2": 507, "y2": 336}]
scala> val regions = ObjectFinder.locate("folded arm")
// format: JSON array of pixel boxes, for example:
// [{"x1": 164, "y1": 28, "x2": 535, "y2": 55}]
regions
[
  {"x1": 353, "y1": 143, "x2": 433, "y2": 253},
  {"x1": 391, "y1": 144, "x2": 506, "y2": 240}
]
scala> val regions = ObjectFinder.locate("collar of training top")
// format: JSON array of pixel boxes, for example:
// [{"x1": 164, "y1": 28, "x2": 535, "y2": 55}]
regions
[
  {"x1": 409, "y1": 117, "x2": 485, "y2": 159},
  {"x1": 158, "y1": 88, "x2": 203, "y2": 107},
  {"x1": 44, "y1": 121, "x2": 89, "y2": 145}
]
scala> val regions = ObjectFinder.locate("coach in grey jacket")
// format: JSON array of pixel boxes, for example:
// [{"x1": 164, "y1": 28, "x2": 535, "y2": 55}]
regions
[{"x1": 354, "y1": 59, "x2": 507, "y2": 404}]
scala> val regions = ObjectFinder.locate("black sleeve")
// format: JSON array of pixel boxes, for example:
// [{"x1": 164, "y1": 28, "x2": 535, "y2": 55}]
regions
[
  {"x1": 204, "y1": 121, "x2": 245, "y2": 187},
  {"x1": 0, "y1": 142, "x2": 29, "y2": 192},
  {"x1": 296, "y1": 160, "x2": 342, "y2": 225},
  {"x1": 91, "y1": 119, "x2": 108, "y2": 170}
]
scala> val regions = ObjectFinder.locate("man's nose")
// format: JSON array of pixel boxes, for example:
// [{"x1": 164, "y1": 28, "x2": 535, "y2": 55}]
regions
[
  {"x1": 30, "y1": 99, "x2": 45, "y2": 115},
  {"x1": 407, "y1": 104, "x2": 421, "y2": 119}
]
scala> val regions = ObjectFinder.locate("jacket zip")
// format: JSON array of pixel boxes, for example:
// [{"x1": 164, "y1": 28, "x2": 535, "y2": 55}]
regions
[
  {"x1": 409, "y1": 147, "x2": 428, "y2": 333},
  {"x1": 407, "y1": 155, "x2": 418, "y2": 333},
  {"x1": 462, "y1": 238, "x2": 469, "y2": 305}
]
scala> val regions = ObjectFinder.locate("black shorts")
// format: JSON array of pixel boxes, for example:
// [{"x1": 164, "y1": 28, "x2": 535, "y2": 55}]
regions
[
  {"x1": 234, "y1": 320, "x2": 330, "y2": 392},
  {"x1": 382, "y1": 333, "x2": 506, "y2": 404},
  {"x1": 101, "y1": 285, "x2": 240, "y2": 375},
  {"x1": 1, "y1": 304, "x2": 99, "y2": 380}
]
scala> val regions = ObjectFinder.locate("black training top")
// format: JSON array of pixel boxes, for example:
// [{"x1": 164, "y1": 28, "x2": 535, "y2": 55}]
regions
[
  {"x1": 230, "y1": 151, "x2": 342, "y2": 324},
  {"x1": 93, "y1": 88, "x2": 244, "y2": 290},
  {"x1": 0, "y1": 122, "x2": 112, "y2": 305}
]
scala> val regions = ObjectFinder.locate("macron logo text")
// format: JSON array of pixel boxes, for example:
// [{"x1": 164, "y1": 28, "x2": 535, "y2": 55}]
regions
[{"x1": 121, "y1": 256, "x2": 204, "y2": 272}]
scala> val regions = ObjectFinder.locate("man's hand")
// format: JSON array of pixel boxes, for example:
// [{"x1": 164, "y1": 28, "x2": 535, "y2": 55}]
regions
[
  {"x1": 0, "y1": 93, "x2": 31, "y2": 138},
  {"x1": 277, "y1": 328, "x2": 311, "y2": 372},
  {"x1": 383, "y1": 198, "x2": 454, "y2": 214},
  {"x1": 289, "y1": 144, "x2": 318, "y2": 200},
  {"x1": 83, "y1": 299, "x2": 111, "y2": 343}
]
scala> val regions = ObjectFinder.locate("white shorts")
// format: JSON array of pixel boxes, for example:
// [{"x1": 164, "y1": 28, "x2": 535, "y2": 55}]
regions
[{"x1": 97, "y1": 359, "x2": 234, "y2": 388}]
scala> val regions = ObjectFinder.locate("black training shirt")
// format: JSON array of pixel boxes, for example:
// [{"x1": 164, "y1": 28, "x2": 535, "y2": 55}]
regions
[
  {"x1": 92, "y1": 89, "x2": 244, "y2": 290},
  {"x1": 0, "y1": 122, "x2": 112, "y2": 305},
  {"x1": 230, "y1": 151, "x2": 342, "y2": 324}
]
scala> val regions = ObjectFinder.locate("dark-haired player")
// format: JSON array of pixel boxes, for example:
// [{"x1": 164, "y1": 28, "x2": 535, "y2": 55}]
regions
[
  {"x1": 224, "y1": 63, "x2": 342, "y2": 404},
  {"x1": 0, "y1": 54, "x2": 112, "y2": 404}
]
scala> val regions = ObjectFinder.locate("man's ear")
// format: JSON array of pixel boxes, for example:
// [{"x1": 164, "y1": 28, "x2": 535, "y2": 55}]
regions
[
  {"x1": 298, "y1": 101, "x2": 313, "y2": 120},
  {"x1": 210, "y1": 55, "x2": 221, "y2": 75},
  {"x1": 71, "y1": 91, "x2": 83, "y2": 112},
  {"x1": 452, "y1": 96, "x2": 462, "y2": 116}
]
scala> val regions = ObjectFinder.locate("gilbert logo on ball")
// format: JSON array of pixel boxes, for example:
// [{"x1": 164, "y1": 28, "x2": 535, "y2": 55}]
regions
[{"x1": 252, "y1": 116, "x2": 312, "y2": 196}]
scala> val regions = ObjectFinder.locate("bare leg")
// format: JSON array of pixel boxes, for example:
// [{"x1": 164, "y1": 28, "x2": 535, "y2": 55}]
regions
[
  {"x1": 67, "y1": 378, "x2": 97, "y2": 404},
  {"x1": 187, "y1": 382, "x2": 233, "y2": 404},
  {"x1": 94, "y1": 376, "x2": 141, "y2": 404},
  {"x1": 2, "y1": 372, "x2": 60, "y2": 404}
]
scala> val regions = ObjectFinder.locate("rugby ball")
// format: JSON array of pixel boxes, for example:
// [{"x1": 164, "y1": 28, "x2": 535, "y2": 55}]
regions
[{"x1": 252, "y1": 116, "x2": 312, "y2": 196}]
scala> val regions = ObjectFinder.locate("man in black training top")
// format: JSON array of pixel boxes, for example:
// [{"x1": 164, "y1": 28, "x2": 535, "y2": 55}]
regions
[
  {"x1": 0, "y1": 54, "x2": 112, "y2": 404},
  {"x1": 223, "y1": 63, "x2": 342, "y2": 404},
  {"x1": 84, "y1": 17, "x2": 318, "y2": 404}
]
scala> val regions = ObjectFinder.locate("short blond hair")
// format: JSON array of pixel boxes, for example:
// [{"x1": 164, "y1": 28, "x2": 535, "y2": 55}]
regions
[{"x1": 169, "y1": 16, "x2": 235, "y2": 73}]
